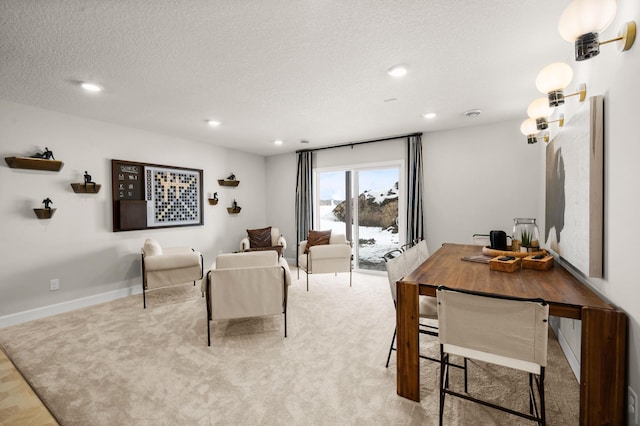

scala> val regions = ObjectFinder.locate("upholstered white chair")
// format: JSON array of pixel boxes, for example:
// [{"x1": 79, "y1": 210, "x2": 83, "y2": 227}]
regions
[
  {"x1": 140, "y1": 238, "x2": 203, "y2": 308},
  {"x1": 437, "y1": 286, "x2": 549, "y2": 425},
  {"x1": 297, "y1": 231, "x2": 352, "y2": 291},
  {"x1": 240, "y1": 226, "x2": 287, "y2": 255},
  {"x1": 205, "y1": 251, "x2": 290, "y2": 346}
]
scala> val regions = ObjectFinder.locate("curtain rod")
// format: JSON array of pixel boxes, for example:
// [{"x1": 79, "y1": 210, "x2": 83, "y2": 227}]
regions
[{"x1": 295, "y1": 132, "x2": 422, "y2": 153}]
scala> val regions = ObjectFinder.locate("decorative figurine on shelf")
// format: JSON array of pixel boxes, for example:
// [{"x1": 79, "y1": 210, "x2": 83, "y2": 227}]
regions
[
  {"x1": 31, "y1": 147, "x2": 55, "y2": 160},
  {"x1": 213, "y1": 192, "x2": 218, "y2": 201},
  {"x1": 232, "y1": 199, "x2": 238, "y2": 209},
  {"x1": 226, "y1": 173, "x2": 236, "y2": 181},
  {"x1": 42, "y1": 197, "x2": 53, "y2": 209},
  {"x1": 83, "y1": 171, "x2": 96, "y2": 189}
]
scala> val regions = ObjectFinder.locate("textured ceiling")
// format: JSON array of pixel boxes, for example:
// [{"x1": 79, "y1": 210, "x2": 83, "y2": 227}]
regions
[{"x1": 0, "y1": 1, "x2": 575, "y2": 156}]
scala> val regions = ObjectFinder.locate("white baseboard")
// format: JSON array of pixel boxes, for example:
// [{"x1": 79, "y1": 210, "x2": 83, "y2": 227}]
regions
[
  {"x1": 0, "y1": 285, "x2": 141, "y2": 328},
  {"x1": 553, "y1": 322, "x2": 581, "y2": 383}
]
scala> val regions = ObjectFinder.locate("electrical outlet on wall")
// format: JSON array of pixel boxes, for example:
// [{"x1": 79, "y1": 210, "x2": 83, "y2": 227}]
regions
[
  {"x1": 630, "y1": 387, "x2": 639, "y2": 425},
  {"x1": 49, "y1": 278, "x2": 60, "y2": 291}
]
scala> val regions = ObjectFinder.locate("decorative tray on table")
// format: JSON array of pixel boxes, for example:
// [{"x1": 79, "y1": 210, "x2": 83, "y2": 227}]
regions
[{"x1": 481, "y1": 246, "x2": 548, "y2": 258}]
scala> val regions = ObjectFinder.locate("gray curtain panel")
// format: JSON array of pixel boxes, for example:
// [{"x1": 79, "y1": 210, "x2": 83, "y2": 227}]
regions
[
  {"x1": 406, "y1": 134, "x2": 424, "y2": 244},
  {"x1": 295, "y1": 151, "x2": 313, "y2": 264}
]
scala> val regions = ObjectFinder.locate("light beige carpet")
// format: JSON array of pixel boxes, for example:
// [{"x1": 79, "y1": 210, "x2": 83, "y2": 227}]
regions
[{"x1": 0, "y1": 270, "x2": 578, "y2": 425}]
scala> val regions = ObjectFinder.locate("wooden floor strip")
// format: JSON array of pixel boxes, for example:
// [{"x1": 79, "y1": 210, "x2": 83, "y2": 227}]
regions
[{"x1": 0, "y1": 347, "x2": 58, "y2": 426}]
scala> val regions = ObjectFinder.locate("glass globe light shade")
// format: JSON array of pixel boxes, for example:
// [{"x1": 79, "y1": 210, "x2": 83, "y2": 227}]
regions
[
  {"x1": 535, "y1": 62, "x2": 573, "y2": 93},
  {"x1": 520, "y1": 118, "x2": 539, "y2": 136},
  {"x1": 558, "y1": 0, "x2": 617, "y2": 42},
  {"x1": 527, "y1": 97, "x2": 555, "y2": 119}
]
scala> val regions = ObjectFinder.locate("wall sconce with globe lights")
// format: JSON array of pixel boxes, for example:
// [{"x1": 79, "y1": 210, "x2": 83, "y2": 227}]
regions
[
  {"x1": 527, "y1": 97, "x2": 565, "y2": 131},
  {"x1": 535, "y1": 62, "x2": 587, "y2": 107},
  {"x1": 520, "y1": 118, "x2": 550, "y2": 145},
  {"x1": 559, "y1": 0, "x2": 636, "y2": 61}
]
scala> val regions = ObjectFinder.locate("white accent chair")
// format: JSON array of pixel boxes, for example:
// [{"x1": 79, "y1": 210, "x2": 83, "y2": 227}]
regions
[
  {"x1": 437, "y1": 286, "x2": 549, "y2": 425},
  {"x1": 140, "y1": 238, "x2": 203, "y2": 309},
  {"x1": 297, "y1": 233, "x2": 352, "y2": 291},
  {"x1": 205, "y1": 251, "x2": 291, "y2": 346},
  {"x1": 240, "y1": 227, "x2": 287, "y2": 252}
]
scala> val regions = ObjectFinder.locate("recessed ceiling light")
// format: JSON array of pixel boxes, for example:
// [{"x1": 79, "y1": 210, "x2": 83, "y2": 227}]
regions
[
  {"x1": 207, "y1": 120, "x2": 221, "y2": 127},
  {"x1": 80, "y1": 82, "x2": 103, "y2": 93},
  {"x1": 422, "y1": 112, "x2": 437, "y2": 119},
  {"x1": 273, "y1": 140, "x2": 283, "y2": 146},
  {"x1": 300, "y1": 140, "x2": 310, "y2": 144},
  {"x1": 387, "y1": 65, "x2": 408, "y2": 77}
]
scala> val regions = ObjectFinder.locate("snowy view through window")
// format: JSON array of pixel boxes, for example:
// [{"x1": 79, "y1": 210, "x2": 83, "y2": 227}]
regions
[{"x1": 318, "y1": 169, "x2": 399, "y2": 271}]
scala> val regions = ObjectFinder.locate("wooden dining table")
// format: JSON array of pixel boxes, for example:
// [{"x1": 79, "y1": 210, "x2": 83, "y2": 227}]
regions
[{"x1": 396, "y1": 243, "x2": 627, "y2": 425}]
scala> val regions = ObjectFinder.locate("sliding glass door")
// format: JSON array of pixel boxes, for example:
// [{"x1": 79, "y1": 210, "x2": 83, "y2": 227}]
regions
[{"x1": 316, "y1": 163, "x2": 403, "y2": 272}]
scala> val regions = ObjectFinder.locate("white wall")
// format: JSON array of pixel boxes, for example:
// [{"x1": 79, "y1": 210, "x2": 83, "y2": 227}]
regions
[
  {"x1": 313, "y1": 138, "x2": 405, "y2": 169},
  {"x1": 424, "y1": 119, "x2": 540, "y2": 250},
  {"x1": 0, "y1": 100, "x2": 267, "y2": 323},
  {"x1": 265, "y1": 152, "x2": 297, "y2": 260}
]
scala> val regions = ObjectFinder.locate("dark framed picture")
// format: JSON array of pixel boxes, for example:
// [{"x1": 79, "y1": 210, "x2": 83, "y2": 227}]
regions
[{"x1": 111, "y1": 159, "x2": 203, "y2": 231}]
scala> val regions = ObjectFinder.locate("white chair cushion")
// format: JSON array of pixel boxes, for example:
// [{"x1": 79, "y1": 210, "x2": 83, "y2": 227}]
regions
[
  {"x1": 145, "y1": 252, "x2": 201, "y2": 271},
  {"x1": 143, "y1": 238, "x2": 162, "y2": 256}
]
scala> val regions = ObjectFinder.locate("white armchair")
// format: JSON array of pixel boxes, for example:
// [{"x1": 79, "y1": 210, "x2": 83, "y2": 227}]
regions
[
  {"x1": 140, "y1": 238, "x2": 203, "y2": 308},
  {"x1": 240, "y1": 226, "x2": 287, "y2": 254},
  {"x1": 298, "y1": 232, "x2": 352, "y2": 291},
  {"x1": 205, "y1": 251, "x2": 291, "y2": 346}
]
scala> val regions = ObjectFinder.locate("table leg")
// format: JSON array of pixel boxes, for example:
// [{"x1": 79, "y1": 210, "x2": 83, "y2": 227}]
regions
[
  {"x1": 396, "y1": 280, "x2": 420, "y2": 401},
  {"x1": 579, "y1": 306, "x2": 627, "y2": 425}
]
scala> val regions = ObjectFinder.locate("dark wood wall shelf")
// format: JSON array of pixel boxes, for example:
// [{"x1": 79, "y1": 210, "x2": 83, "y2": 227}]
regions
[
  {"x1": 33, "y1": 208, "x2": 56, "y2": 219},
  {"x1": 71, "y1": 183, "x2": 101, "y2": 194},
  {"x1": 218, "y1": 179, "x2": 239, "y2": 187},
  {"x1": 5, "y1": 157, "x2": 64, "y2": 171},
  {"x1": 227, "y1": 207, "x2": 241, "y2": 214},
  {"x1": 208, "y1": 199, "x2": 219, "y2": 205}
]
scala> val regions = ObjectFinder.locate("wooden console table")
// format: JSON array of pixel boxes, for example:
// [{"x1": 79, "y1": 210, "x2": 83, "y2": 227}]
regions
[{"x1": 396, "y1": 243, "x2": 627, "y2": 425}]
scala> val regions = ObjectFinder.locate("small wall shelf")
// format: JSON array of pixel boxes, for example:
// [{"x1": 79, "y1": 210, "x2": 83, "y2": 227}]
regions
[
  {"x1": 34, "y1": 208, "x2": 56, "y2": 219},
  {"x1": 227, "y1": 207, "x2": 241, "y2": 214},
  {"x1": 218, "y1": 179, "x2": 239, "y2": 187},
  {"x1": 5, "y1": 157, "x2": 64, "y2": 171},
  {"x1": 208, "y1": 198, "x2": 219, "y2": 205},
  {"x1": 71, "y1": 183, "x2": 101, "y2": 194}
]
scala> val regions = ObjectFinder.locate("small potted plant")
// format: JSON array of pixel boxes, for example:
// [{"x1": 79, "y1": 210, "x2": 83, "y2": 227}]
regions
[{"x1": 520, "y1": 230, "x2": 531, "y2": 251}]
